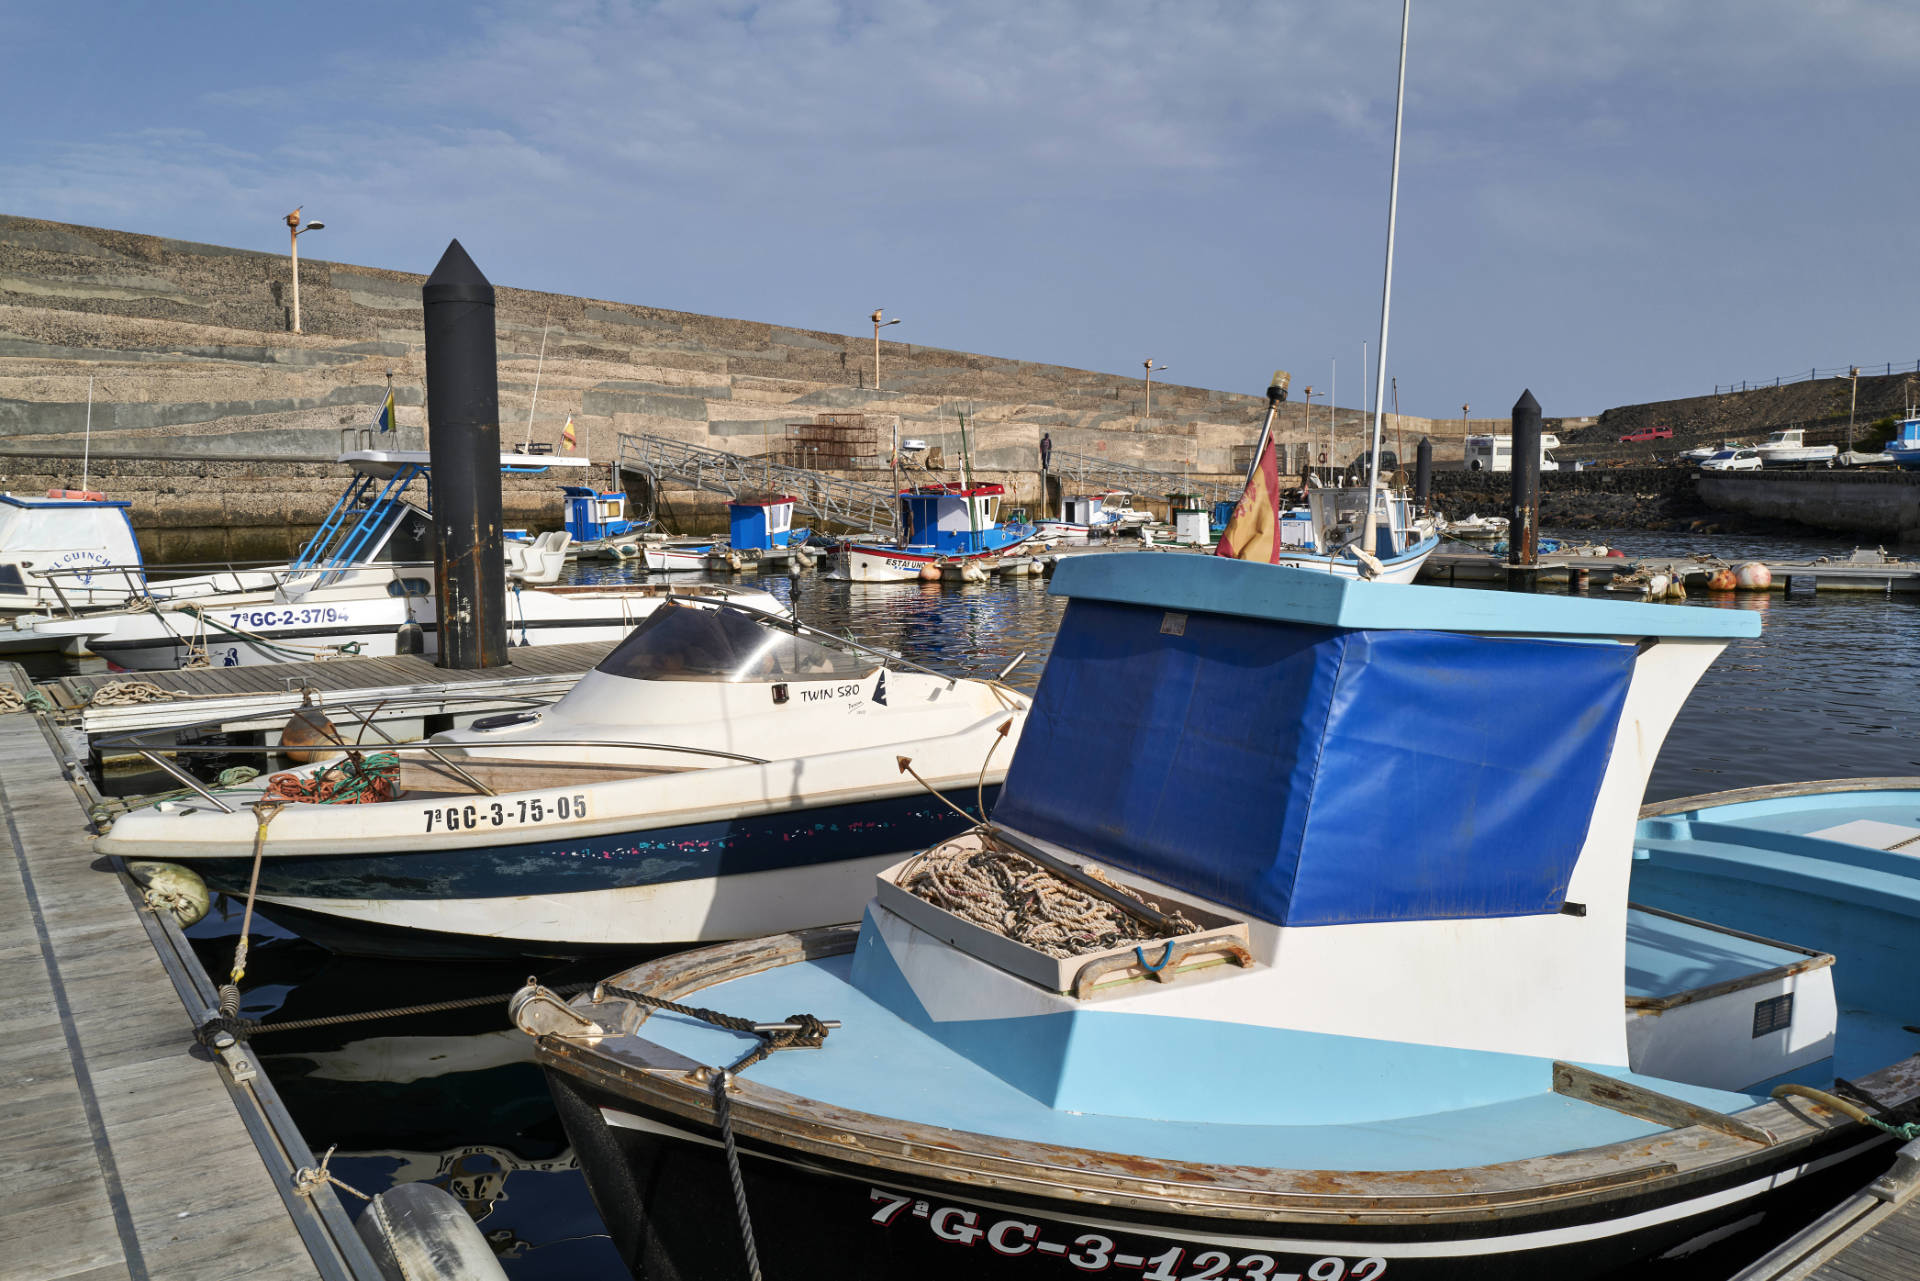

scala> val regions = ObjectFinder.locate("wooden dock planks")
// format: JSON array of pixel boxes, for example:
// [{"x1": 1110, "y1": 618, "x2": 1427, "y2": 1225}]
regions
[
  {"x1": 0, "y1": 713, "x2": 326, "y2": 1280},
  {"x1": 1808, "y1": 1192, "x2": 1920, "y2": 1281}
]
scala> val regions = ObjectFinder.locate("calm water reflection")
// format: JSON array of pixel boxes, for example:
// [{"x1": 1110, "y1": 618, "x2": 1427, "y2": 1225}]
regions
[{"x1": 123, "y1": 530, "x2": 1920, "y2": 1277}]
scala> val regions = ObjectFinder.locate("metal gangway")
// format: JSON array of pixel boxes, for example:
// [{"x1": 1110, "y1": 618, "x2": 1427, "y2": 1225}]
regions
[
  {"x1": 1046, "y1": 448, "x2": 1239, "y2": 504},
  {"x1": 614, "y1": 431, "x2": 899, "y2": 537}
]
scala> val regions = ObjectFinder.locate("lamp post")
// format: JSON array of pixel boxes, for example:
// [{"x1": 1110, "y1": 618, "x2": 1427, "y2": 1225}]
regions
[
  {"x1": 871, "y1": 309, "x2": 901, "y2": 389},
  {"x1": 1142, "y1": 359, "x2": 1168, "y2": 420},
  {"x1": 285, "y1": 208, "x2": 325, "y2": 334}
]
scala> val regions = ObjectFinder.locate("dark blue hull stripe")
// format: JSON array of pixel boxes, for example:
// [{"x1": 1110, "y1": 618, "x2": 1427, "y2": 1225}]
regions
[{"x1": 183, "y1": 787, "x2": 998, "y2": 902}]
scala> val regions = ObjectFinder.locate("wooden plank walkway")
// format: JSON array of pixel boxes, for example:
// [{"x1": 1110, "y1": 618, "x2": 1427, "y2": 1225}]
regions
[
  {"x1": 1731, "y1": 1139, "x2": 1920, "y2": 1280},
  {"x1": 0, "y1": 708, "x2": 368, "y2": 1280}
]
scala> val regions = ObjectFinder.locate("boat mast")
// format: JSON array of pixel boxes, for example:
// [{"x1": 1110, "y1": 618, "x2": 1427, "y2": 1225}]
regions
[
  {"x1": 523, "y1": 308, "x2": 551, "y2": 450},
  {"x1": 81, "y1": 373, "x2": 93, "y2": 493},
  {"x1": 1365, "y1": 0, "x2": 1412, "y2": 519}
]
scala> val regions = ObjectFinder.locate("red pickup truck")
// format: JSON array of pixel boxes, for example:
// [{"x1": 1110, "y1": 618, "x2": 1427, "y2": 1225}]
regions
[{"x1": 1618, "y1": 425, "x2": 1673, "y2": 443}]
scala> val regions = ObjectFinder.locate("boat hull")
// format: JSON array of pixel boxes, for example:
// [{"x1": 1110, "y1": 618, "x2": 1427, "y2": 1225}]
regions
[
  {"x1": 825, "y1": 545, "x2": 1017, "y2": 583},
  {"x1": 170, "y1": 785, "x2": 998, "y2": 957},
  {"x1": 546, "y1": 1070, "x2": 1889, "y2": 1281},
  {"x1": 1270, "y1": 535, "x2": 1438, "y2": 585}
]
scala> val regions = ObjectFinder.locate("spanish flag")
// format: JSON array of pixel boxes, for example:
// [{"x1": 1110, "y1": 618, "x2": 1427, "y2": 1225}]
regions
[
  {"x1": 375, "y1": 388, "x2": 396, "y2": 433},
  {"x1": 561, "y1": 416, "x2": 577, "y2": 452},
  {"x1": 1214, "y1": 434, "x2": 1281, "y2": 563}
]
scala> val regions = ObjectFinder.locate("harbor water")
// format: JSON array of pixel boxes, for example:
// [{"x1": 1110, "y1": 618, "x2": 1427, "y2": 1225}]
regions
[{"x1": 57, "y1": 529, "x2": 1920, "y2": 1279}]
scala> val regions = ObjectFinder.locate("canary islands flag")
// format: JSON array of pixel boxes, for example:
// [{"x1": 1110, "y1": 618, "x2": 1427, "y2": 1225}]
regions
[
  {"x1": 375, "y1": 388, "x2": 396, "y2": 433},
  {"x1": 561, "y1": 416, "x2": 577, "y2": 452}
]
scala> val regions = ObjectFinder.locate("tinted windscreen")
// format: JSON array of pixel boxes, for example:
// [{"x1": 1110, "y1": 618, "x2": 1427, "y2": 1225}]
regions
[{"x1": 596, "y1": 601, "x2": 879, "y2": 683}]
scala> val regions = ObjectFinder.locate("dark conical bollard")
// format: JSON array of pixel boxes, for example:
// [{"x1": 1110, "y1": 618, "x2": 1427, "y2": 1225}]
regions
[
  {"x1": 1507, "y1": 389, "x2": 1542, "y2": 593},
  {"x1": 424, "y1": 240, "x2": 506, "y2": 668},
  {"x1": 1415, "y1": 437, "x2": 1433, "y2": 509}
]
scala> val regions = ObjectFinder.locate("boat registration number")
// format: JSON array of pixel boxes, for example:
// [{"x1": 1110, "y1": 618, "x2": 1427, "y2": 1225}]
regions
[
  {"x1": 421, "y1": 792, "x2": 590, "y2": 833},
  {"x1": 228, "y1": 608, "x2": 348, "y2": 627},
  {"x1": 869, "y1": 1189, "x2": 1386, "y2": 1279}
]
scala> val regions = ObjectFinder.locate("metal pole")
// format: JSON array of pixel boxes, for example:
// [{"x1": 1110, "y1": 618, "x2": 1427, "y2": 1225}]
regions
[
  {"x1": 1329, "y1": 358, "x2": 1335, "y2": 484},
  {"x1": 1365, "y1": 0, "x2": 1411, "y2": 516},
  {"x1": 289, "y1": 218, "x2": 302, "y2": 334},
  {"x1": 1849, "y1": 366, "x2": 1859, "y2": 452},
  {"x1": 1507, "y1": 389, "x2": 1542, "y2": 592},
  {"x1": 1415, "y1": 436, "x2": 1432, "y2": 510},
  {"x1": 423, "y1": 239, "x2": 506, "y2": 669},
  {"x1": 524, "y1": 309, "x2": 551, "y2": 448}
]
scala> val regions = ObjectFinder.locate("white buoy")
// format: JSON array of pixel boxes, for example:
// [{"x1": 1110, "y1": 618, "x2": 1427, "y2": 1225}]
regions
[
  {"x1": 1645, "y1": 572, "x2": 1670, "y2": 598},
  {"x1": 126, "y1": 861, "x2": 210, "y2": 927},
  {"x1": 357, "y1": 1182, "x2": 509, "y2": 1281},
  {"x1": 1735, "y1": 562, "x2": 1773, "y2": 591}
]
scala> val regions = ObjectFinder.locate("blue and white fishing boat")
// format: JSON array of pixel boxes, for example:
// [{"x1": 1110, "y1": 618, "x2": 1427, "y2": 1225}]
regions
[
  {"x1": 827, "y1": 483, "x2": 1039, "y2": 582},
  {"x1": 1883, "y1": 413, "x2": 1920, "y2": 470},
  {"x1": 1270, "y1": 485, "x2": 1439, "y2": 583},
  {"x1": 97, "y1": 594, "x2": 1028, "y2": 956},
  {"x1": 559, "y1": 482, "x2": 651, "y2": 557},
  {"x1": 519, "y1": 553, "x2": 1920, "y2": 1280}
]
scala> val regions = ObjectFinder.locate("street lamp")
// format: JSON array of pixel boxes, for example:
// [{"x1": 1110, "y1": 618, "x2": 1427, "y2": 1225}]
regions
[
  {"x1": 1142, "y1": 359, "x2": 1168, "y2": 420},
  {"x1": 871, "y1": 309, "x2": 901, "y2": 389},
  {"x1": 285, "y1": 208, "x2": 325, "y2": 334}
]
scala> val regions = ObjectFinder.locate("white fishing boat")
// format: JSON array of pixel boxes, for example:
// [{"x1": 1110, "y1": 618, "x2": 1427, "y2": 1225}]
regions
[
  {"x1": 96, "y1": 596, "x2": 1029, "y2": 957},
  {"x1": 14, "y1": 450, "x2": 784, "y2": 669},
  {"x1": 1754, "y1": 428, "x2": 1837, "y2": 469},
  {"x1": 1269, "y1": 485, "x2": 1438, "y2": 583},
  {"x1": 1034, "y1": 494, "x2": 1123, "y2": 544},
  {"x1": 641, "y1": 540, "x2": 718, "y2": 573}
]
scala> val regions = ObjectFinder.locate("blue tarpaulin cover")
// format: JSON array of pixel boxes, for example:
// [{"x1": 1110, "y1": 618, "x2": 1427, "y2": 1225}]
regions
[{"x1": 993, "y1": 599, "x2": 1635, "y2": 926}]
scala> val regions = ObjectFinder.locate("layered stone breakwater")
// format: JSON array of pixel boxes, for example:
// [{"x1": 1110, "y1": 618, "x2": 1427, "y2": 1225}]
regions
[
  {"x1": 1696, "y1": 471, "x2": 1920, "y2": 545},
  {"x1": 0, "y1": 214, "x2": 1490, "y2": 549},
  {"x1": 1429, "y1": 468, "x2": 1711, "y2": 532}
]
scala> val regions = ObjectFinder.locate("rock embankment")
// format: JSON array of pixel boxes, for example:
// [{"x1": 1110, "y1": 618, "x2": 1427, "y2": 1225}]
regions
[{"x1": 1430, "y1": 468, "x2": 1709, "y2": 531}]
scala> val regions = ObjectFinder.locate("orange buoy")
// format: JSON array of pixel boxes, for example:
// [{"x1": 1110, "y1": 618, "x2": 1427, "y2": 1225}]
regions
[
  {"x1": 1706, "y1": 568, "x2": 1737, "y2": 593},
  {"x1": 47, "y1": 488, "x2": 107, "y2": 502},
  {"x1": 281, "y1": 705, "x2": 343, "y2": 763}
]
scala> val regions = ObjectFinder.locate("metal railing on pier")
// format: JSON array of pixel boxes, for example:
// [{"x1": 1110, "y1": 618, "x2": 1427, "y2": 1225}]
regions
[
  {"x1": 1045, "y1": 448, "x2": 1239, "y2": 504},
  {"x1": 614, "y1": 431, "x2": 899, "y2": 536}
]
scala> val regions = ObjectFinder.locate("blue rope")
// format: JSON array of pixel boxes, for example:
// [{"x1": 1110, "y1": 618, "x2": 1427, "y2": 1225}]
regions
[{"x1": 1135, "y1": 942, "x2": 1175, "y2": 973}]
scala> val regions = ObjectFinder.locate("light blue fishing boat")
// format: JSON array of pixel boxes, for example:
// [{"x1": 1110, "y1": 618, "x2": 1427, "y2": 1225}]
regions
[{"x1": 518, "y1": 553, "x2": 1920, "y2": 1279}]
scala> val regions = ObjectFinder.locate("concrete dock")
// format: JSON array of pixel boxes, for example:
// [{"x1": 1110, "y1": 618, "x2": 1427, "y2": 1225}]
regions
[
  {"x1": 1, "y1": 704, "x2": 377, "y2": 1279},
  {"x1": 1423, "y1": 546, "x2": 1920, "y2": 593}
]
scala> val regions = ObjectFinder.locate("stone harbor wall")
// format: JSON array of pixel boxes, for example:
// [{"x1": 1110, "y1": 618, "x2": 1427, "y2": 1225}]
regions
[
  {"x1": 1695, "y1": 470, "x2": 1920, "y2": 544},
  {"x1": 0, "y1": 214, "x2": 1483, "y2": 551}
]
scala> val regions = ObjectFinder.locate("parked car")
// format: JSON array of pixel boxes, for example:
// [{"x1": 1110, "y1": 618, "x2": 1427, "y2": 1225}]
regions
[
  {"x1": 1698, "y1": 448, "x2": 1763, "y2": 472},
  {"x1": 1619, "y1": 425, "x2": 1674, "y2": 443}
]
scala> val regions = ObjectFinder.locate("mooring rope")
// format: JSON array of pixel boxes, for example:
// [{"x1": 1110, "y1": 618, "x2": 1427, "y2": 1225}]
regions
[
  {"x1": 896, "y1": 840, "x2": 1195, "y2": 959},
  {"x1": 600, "y1": 979, "x2": 833, "y2": 1281}
]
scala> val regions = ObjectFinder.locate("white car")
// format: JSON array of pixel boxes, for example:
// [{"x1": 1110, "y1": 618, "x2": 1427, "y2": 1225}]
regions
[{"x1": 1697, "y1": 448, "x2": 1763, "y2": 472}]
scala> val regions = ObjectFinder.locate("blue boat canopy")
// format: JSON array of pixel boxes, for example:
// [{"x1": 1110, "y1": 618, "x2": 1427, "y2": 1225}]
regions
[{"x1": 992, "y1": 556, "x2": 1752, "y2": 929}]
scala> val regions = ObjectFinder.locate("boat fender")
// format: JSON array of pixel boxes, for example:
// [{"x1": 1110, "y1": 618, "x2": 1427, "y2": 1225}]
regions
[
  {"x1": 394, "y1": 621, "x2": 426, "y2": 657},
  {"x1": 281, "y1": 705, "x2": 344, "y2": 764},
  {"x1": 1734, "y1": 562, "x2": 1772, "y2": 591},
  {"x1": 1645, "y1": 573, "x2": 1670, "y2": 598},
  {"x1": 919, "y1": 565, "x2": 942, "y2": 583},
  {"x1": 126, "y1": 860, "x2": 210, "y2": 928},
  {"x1": 356, "y1": 1181, "x2": 509, "y2": 1281},
  {"x1": 1665, "y1": 579, "x2": 1687, "y2": 600},
  {"x1": 962, "y1": 562, "x2": 988, "y2": 583}
]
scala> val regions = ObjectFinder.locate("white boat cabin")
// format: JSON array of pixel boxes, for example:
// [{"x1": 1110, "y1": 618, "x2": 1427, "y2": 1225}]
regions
[{"x1": 0, "y1": 492, "x2": 141, "y2": 613}]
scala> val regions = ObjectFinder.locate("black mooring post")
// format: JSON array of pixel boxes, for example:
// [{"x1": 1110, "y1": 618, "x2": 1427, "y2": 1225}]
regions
[
  {"x1": 1415, "y1": 437, "x2": 1433, "y2": 510},
  {"x1": 423, "y1": 240, "x2": 506, "y2": 668},
  {"x1": 1507, "y1": 389, "x2": 1542, "y2": 593}
]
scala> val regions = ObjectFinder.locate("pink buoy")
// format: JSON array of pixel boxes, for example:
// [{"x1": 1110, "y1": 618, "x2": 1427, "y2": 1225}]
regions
[
  {"x1": 919, "y1": 565, "x2": 942, "y2": 583},
  {"x1": 1706, "y1": 568, "x2": 1737, "y2": 593},
  {"x1": 1734, "y1": 562, "x2": 1773, "y2": 591},
  {"x1": 1606, "y1": 548, "x2": 1627, "y2": 558}
]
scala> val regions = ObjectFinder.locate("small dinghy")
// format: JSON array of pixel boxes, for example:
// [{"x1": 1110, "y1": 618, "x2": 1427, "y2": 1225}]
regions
[
  {"x1": 97, "y1": 597, "x2": 1028, "y2": 957},
  {"x1": 518, "y1": 554, "x2": 1920, "y2": 1280}
]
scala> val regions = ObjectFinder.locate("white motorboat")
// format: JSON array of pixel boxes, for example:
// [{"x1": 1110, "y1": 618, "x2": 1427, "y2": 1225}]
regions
[
  {"x1": 1033, "y1": 493, "x2": 1124, "y2": 544},
  {"x1": 14, "y1": 450, "x2": 785, "y2": 669},
  {"x1": 97, "y1": 596, "x2": 1029, "y2": 956},
  {"x1": 1443, "y1": 512, "x2": 1508, "y2": 542},
  {"x1": 641, "y1": 540, "x2": 718, "y2": 573},
  {"x1": 1754, "y1": 428, "x2": 1837, "y2": 469}
]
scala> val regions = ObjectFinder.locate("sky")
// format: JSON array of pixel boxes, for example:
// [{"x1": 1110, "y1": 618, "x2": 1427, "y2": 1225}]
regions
[{"x1": 2, "y1": 0, "x2": 1917, "y2": 419}]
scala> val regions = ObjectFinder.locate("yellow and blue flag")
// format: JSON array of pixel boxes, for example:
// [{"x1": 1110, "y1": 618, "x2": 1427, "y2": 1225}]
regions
[{"x1": 375, "y1": 388, "x2": 396, "y2": 433}]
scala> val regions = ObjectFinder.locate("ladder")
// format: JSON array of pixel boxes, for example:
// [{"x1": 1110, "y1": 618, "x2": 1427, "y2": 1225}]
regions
[{"x1": 614, "y1": 432, "x2": 900, "y2": 537}]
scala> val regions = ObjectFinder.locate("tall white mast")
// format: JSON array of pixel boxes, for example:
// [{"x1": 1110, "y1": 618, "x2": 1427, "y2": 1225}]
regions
[{"x1": 1365, "y1": 0, "x2": 1412, "y2": 512}]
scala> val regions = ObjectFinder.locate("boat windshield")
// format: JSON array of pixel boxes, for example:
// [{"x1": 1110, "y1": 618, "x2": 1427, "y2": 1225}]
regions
[{"x1": 595, "y1": 600, "x2": 879, "y2": 684}]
